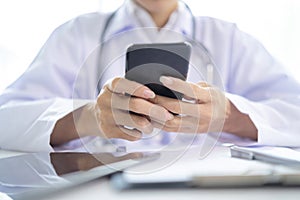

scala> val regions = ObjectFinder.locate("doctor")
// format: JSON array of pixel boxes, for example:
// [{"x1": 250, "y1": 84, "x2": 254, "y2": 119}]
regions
[{"x1": 0, "y1": 0, "x2": 300, "y2": 152}]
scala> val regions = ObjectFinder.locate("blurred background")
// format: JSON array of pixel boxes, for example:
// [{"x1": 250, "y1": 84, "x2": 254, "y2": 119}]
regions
[{"x1": 0, "y1": 0, "x2": 299, "y2": 92}]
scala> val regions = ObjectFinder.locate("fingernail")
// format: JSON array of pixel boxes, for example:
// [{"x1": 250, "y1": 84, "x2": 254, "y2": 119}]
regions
[
  {"x1": 165, "y1": 111, "x2": 174, "y2": 120},
  {"x1": 160, "y1": 76, "x2": 173, "y2": 85},
  {"x1": 144, "y1": 89, "x2": 155, "y2": 98}
]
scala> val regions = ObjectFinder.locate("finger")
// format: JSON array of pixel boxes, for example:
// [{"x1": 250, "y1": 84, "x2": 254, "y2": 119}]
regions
[
  {"x1": 183, "y1": 82, "x2": 210, "y2": 101},
  {"x1": 151, "y1": 120, "x2": 198, "y2": 133},
  {"x1": 182, "y1": 95, "x2": 195, "y2": 101},
  {"x1": 111, "y1": 94, "x2": 174, "y2": 121},
  {"x1": 151, "y1": 95, "x2": 202, "y2": 117},
  {"x1": 151, "y1": 117, "x2": 212, "y2": 133},
  {"x1": 151, "y1": 115, "x2": 199, "y2": 128},
  {"x1": 97, "y1": 85, "x2": 113, "y2": 110},
  {"x1": 197, "y1": 81, "x2": 210, "y2": 87},
  {"x1": 97, "y1": 107, "x2": 153, "y2": 134},
  {"x1": 107, "y1": 77, "x2": 155, "y2": 99},
  {"x1": 102, "y1": 125, "x2": 142, "y2": 141},
  {"x1": 159, "y1": 76, "x2": 211, "y2": 102},
  {"x1": 110, "y1": 109, "x2": 154, "y2": 134}
]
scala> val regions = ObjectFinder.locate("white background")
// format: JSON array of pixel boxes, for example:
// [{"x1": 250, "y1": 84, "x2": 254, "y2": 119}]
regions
[{"x1": 0, "y1": 0, "x2": 299, "y2": 92}]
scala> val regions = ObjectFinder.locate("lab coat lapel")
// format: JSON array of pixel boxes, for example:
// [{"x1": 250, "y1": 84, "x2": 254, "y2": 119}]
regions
[{"x1": 102, "y1": 1, "x2": 194, "y2": 43}]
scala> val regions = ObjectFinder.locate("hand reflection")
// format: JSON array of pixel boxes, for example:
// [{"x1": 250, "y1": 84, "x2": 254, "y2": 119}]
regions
[{"x1": 50, "y1": 152, "x2": 143, "y2": 176}]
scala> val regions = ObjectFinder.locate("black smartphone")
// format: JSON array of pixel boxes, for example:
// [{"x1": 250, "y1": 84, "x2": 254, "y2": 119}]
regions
[{"x1": 125, "y1": 42, "x2": 191, "y2": 99}]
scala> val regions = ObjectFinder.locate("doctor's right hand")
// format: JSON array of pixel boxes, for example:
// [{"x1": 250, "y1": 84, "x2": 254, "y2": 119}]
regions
[
  {"x1": 51, "y1": 77, "x2": 174, "y2": 146},
  {"x1": 95, "y1": 77, "x2": 174, "y2": 141}
]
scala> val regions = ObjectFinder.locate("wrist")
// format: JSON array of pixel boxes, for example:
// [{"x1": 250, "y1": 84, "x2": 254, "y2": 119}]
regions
[
  {"x1": 75, "y1": 102, "x2": 100, "y2": 137},
  {"x1": 223, "y1": 101, "x2": 258, "y2": 140}
]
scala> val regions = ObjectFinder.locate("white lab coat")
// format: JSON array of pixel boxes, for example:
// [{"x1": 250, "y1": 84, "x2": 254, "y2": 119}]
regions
[{"x1": 1, "y1": 1, "x2": 300, "y2": 152}]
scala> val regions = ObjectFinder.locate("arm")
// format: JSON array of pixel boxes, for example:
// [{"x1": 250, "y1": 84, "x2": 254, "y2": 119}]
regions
[
  {"x1": 51, "y1": 77, "x2": 174, "y2": 146},
  {"x1": 223, "y1": 101, "x2": 257, "y2": 140},
  {"x1": 226, "y1": 25, "x2": 300, "y2": 146},
  {"x1": 145, "y1": 19, "x2": 300, "y2": 146},
  {"x1": 151, "y1": 77, "x2": 257, "y2": 140},
  {"x1": 165, "y1": 18, "x2": 300, "y2": 146},
  {"x1": 0, "y1": 13, "x2": 104, "y2": 152}
]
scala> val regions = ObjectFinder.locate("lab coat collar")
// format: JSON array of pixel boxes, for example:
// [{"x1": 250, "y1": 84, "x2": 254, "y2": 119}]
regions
[{"x1": 103, "y1": 0, "x2": 194, "y2": 42}]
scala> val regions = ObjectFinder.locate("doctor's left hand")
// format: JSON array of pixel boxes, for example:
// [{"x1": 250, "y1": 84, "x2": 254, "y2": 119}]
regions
[
  {"x1": 151, "y1": 76, "x2": 257, "y2": 139},
  {"x1": 149, "y1": 76, "x2": 230, "y2": 134}
]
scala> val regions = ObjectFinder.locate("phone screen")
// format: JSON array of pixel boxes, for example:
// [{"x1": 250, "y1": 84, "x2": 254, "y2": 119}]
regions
[{"x1": 125, "y1": 42, "x2": 191, "y2": 99}]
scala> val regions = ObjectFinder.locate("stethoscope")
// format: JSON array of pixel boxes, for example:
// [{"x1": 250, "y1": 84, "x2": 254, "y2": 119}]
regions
[{"x1": 96, "y1": 0, "x2": 217, "y2": 93}]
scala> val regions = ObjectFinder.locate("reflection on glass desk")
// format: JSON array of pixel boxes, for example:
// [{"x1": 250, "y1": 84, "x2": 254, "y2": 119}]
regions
[{"x1": 0, "y1": 152, "x2": 159, "y2": 200}]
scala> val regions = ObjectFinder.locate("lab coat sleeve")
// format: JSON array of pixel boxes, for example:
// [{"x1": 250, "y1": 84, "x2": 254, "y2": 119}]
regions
[
  {"x1": 0, "y1": 13, "x2": 105, "y2": 152},
  {"x1": 225, "y1": 25, "x2": 300, "y2": 147}
]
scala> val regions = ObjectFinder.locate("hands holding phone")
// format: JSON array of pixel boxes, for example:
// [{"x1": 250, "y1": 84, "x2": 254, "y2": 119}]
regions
[
  {"x1": 95, "y1": 42, "x2": 232, "y2": 140},
  {"x1": 51, "y1": 43, "x2": 256, "y2": 146},
  {"x1": 52, "y1": 75, "x2": 256, "y2": 146},
  {"x1": 96, "y1": 76, "x2": 231, "y2": 141},
  {"x1": 74, "y1": 43, "x2": 257, "y2": 143}
]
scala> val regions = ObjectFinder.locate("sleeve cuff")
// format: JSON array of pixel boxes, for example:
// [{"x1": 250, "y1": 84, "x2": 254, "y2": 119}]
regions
[
  {"x1": 37, "y1": 98, "x2": 93, "y2": 152},
  {"x1": 225, "y1": 93, "x2": 298, "y2": 147}
]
